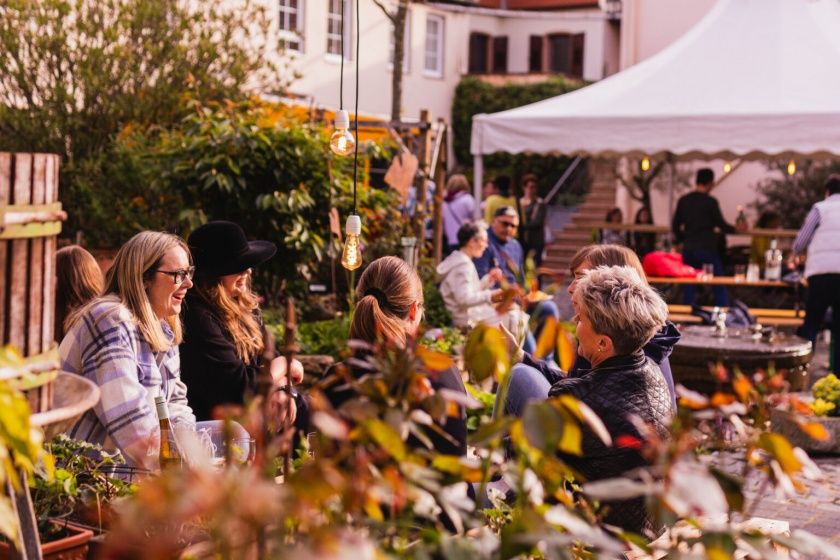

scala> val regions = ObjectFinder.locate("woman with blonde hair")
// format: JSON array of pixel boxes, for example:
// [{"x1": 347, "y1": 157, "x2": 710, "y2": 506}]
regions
[
  {"x1": 443, "y1": 173, "x2": 477, "y2": 254},
  {"x1": 60, "y1": 231, "x2": 196, "y2": 469},
  {"x1": 500, "y1": 244, "x2": 679, "y2": 417},
  {"x1": 180, "y1": 221, "x2": 303, "y2": 424},
  {"x1": 324, "y1": 256, "x2": 468, "y2": 456},
  {"x1": 55, "y1": 245, "x2": 104, "y2": 340}
]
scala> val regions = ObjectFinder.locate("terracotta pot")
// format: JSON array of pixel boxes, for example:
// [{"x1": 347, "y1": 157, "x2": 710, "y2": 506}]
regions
[{"x1": 0, "y1": 521, "x2": 93, "y2": 560}]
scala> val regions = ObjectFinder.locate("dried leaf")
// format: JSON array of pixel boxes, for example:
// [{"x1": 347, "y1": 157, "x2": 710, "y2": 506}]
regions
[
  {"x1": 534, "y1": 316, "x2": 558, "y2": 360},
  {"x1": 732, "y1": 374, "x2": 752, "y2": 403},
  {"x1": 758, "y1": 433, "x2": 802, "y2": 475},
  {"x1": 797, "y1": 421, "x2": 831, "y2": 442},
  {"x1": 366, "y1": 419, "x2": 406, "y2": 461},
  {"x1": 463, "y1": 324, "x2": 509, "y2": 383},
  {"x1": 416, "y1": 346, "x2": 455, "y2": 372}
]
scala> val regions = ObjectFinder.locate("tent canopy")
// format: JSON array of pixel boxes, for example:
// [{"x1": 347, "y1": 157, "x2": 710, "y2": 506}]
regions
[{"x1": 470, "y1": 0, "x2": 840, "y2": 161}]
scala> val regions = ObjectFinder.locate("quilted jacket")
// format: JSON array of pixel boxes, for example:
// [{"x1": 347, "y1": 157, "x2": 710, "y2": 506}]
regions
[{"x1": 548, "y1": 350, "x2": 672, "y2": 535}]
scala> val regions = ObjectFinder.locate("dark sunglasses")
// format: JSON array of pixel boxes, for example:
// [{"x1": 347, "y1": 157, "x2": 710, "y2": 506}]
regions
[
  {"x1": 151, "y1": 266, "x2": 195, "y2": 285},
  {"x1": 498, "y1": 220, "x2": 518, "y2": 229}
]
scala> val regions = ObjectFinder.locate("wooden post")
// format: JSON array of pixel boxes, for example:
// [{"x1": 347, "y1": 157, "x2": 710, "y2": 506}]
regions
[
  {"x1": 431, "y1": 120, "x2": 447, "y2": 266},
  {"x1": 281, "y1": 298, "x2": 300, "y2": 477},
  {"x1": 413, "y1": 110, "x2": 431, "y2": 253}
]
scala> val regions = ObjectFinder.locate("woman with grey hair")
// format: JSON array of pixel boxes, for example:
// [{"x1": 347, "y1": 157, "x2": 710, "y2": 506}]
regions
[{"x1": 553, "y1": 265, "x2": 671, "y2": 534}]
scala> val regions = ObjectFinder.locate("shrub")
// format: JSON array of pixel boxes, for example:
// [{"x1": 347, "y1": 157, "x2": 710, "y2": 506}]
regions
[{"x1": 811, "y1": 373, "x2": 840, "y2": 417}]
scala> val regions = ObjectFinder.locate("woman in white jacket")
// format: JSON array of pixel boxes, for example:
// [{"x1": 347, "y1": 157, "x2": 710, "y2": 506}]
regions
[{"x1": 436, "y1": 222, "x2": 504, "y2": 327}]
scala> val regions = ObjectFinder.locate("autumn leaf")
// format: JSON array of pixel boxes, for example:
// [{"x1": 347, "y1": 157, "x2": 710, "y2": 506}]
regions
[
  {"x1": 758, "y1": 433, "x2": 802, "y2": 474},
  {"x1": 732, "y1": 374, "x2": 752, "y2": 403},
  {"x1": 416, "y1": 346, "x2": 454, "y2": 372},
  {"x1": 797, "y1": 421, "x2": 831, "y2": 442},
  {"x1": 463, "y1": 324, "x2": 509, "y2": 383},
  {"x1": 710, "y1": 392, "x2": 736, "y2": 407},
  {"x1": 534, "y1": 316, "x2": 558, "y2": 360},
  {"x1": 556, "y1": 323, "x2": 577, "y2": 372}
]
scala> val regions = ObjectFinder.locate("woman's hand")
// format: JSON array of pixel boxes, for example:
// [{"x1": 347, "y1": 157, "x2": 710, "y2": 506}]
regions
[
  {"x1": 268, "y1": 388, "x2": 297, "y2": 426},
  {"x1": 488, "y1": 268, "x2": 505, "y2": 284},
  {"x1": 270, "y1": 356, "x2": 305, "y2": 386},
  {"x1": 498, "y1": 323, "x2": 524, "y2": 364},
  {"x1": 490, "y1": 289, "x2": 505, "y2": 303}
]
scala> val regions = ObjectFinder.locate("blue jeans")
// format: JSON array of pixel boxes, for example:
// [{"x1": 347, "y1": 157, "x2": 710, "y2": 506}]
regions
[
  {"x1": 493, "y1": 363, "x2": 551, "y2": 417},
  {"x1": 682, "y1": 248, "x2": 729, "y2": 306}
]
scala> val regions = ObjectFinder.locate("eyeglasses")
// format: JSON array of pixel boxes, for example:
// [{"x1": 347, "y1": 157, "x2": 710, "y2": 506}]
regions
[
  {"x1": 152, "y1": 266, "x2": 195, "y2": 285},
  {"x1": 498, "y1": 220, "x2": 518, "y2": 229}
]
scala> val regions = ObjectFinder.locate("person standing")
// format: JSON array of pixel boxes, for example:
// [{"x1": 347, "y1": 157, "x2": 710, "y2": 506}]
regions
[
  {"x1": 483, "y1": 175, "x2": 516, "y2": 224},
  {"x1": 442, "y1": 174, "x2": 477, "y2": 254},
  {"x1": 672, "y1": 168, "x2": 744, "y2": 305},
  {"x1": 792, "y1": 174, "x2": 840, "y2": 372},
  {"x1": 518, "y1": 174, "x2": 547, "y2": 267}
]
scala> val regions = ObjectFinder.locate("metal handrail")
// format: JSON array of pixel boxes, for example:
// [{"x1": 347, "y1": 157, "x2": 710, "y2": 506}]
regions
[{"x1": 543, "y1": 156, "x2": 583, "y2": 206}]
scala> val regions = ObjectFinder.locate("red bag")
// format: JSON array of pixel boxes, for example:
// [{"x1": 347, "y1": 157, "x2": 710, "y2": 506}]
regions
[{"x1": 643, "y1": 251, "x2": 699, "y2": 278}]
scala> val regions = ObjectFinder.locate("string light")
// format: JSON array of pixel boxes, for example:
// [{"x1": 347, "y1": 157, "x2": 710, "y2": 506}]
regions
[
  {"x1": 330, "y1": 0, "x2": 355, "y2": 157},
  {"x1": 640, "y1": 157, "x2": 651, "y2": 172},
  {"x1": 342, "y1": 0, "x2": 363, "y2": 271},
  {"x1": 329, "y1": 110, "x2": 355, "y2": 156},
  {"x1": 341, "y1": 215, "x2": 362, "y2": 270},
  {"x1": 787, "y1": 160, "x2": 797, "y2": 176},
  {"x1": 723, "y1": 161, "x2": 732, "y2": 174}
]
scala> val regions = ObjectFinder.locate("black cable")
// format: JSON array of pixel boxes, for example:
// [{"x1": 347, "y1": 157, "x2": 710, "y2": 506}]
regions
[
  {"x1": 339, "y1": 0, "x2": 345, "y2": 110},
  {"x1": 352, "y1": 0, "x2": 360, "y2": 214}
]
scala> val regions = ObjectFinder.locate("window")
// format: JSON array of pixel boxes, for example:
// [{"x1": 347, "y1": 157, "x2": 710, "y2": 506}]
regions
[
  {"x1": 528, "y1": 35, "x2": 543, "y2": 73},
  {"x1": 492, "y1": 35, "x2": 508, "y2": 74},
  {"x1": 389, "y1": 12, "x2": 411, "y2": 73},
  {"x1": 278, "y1": 0, "x2": 303, "y2": 53},
  {"x1": 424, "y1": 14, "x2": 444, "y2": 77},
  {"x1": 547, "y1": 33, "x2": 584, "y2": 78},
  {"x1": 327, "y1": 0, "x2": 351, "y2": 58},
  {"x1": 468, "y1": 32, "x2": 490, "y2": 74}
]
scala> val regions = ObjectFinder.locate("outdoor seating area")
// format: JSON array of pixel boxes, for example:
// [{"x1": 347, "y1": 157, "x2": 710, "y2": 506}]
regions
[{"x1": 2, "y1": 0, "x2": 840, "y2": 558}]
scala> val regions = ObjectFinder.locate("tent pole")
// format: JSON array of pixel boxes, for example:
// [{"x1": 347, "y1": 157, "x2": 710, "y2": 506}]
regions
[{"x1": 473, "y1": 155, "x2": 484, "y2": 219}]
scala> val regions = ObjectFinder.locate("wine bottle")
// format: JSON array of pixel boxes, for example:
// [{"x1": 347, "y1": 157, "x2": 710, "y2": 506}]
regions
[{"x1": 155, "y1": 396, "x2": 183, "y2": 470}]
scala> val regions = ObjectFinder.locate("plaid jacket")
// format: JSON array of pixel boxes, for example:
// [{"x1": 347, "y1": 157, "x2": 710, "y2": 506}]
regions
[{"x1": 60, "y1": 299, "x2": 195, "y2": 469}]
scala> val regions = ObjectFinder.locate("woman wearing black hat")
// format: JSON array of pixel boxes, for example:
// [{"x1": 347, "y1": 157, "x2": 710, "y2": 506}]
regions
[{"x1": 180, "y1": 221, "x2": 304, "y2": 424}]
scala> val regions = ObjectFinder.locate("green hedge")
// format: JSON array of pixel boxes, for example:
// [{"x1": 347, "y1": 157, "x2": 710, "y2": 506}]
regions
[{"x1": 451, "y1": 76, "x2": 587, "y2": 200}]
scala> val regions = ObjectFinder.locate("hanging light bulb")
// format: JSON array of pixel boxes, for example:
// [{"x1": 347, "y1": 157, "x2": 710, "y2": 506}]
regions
[
  {"x1": 330, "y1": 110, "x2": 356, "y2": 156},
  {"x1": 640, "y1": 157, "x2": 651, "y2": 172},
  {"x1": 787, "y1": 160, "x2": 797, "y2": 176},
  {"x1": 723, "y1": 161, "x2": 732, "y2": 174},
  {"x1": 341, "y1": 214, "x2": 362, "y2": 270}
]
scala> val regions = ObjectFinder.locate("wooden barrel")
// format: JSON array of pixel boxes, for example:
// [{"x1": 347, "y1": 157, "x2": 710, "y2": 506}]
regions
[{"x1": 0, "y1": 152, "x2": 65, "y2": 412}]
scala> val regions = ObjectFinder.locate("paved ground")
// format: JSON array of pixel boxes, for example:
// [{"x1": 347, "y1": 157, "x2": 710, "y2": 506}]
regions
[{"x1": 713, "y1": 343, "x2": 840, "y2": 545}]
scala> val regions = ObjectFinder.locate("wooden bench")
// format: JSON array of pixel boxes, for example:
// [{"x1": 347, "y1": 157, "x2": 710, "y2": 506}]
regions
[{"x1": 667, "y1": 304, "x2": 804, "y2": 328}]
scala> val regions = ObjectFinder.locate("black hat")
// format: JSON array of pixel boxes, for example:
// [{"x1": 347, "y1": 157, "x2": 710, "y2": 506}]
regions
[{"x1": 188, "y1": 221, "x2": 276, "y2": 279}]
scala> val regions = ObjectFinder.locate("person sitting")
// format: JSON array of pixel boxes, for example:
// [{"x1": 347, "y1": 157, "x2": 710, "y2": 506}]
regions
[
  {"x1": 322, "y1": 256, "x2": 468, "y2": 457},
  {"x1": 598, "y1": 207, "x2": 627, "y2": 246},
  {"x1": 436, "y1": 222, "x2": 504, "y2": 328},
  {"x1": 60, "y1": 232, "x2": 196, "y2": 470},
  {"x1": 55, "y1": 245, "x2": 104, "y2": 341},
  {"x1": 553, "y1": 265, "x2": 671, "y2": 534},
  {"x1": 483, "y1": 175, "x2": 517, "y2": 224},
  {"x1": 632, "y1": 207, "x2": 657, "y2": 259},
  {"x1": 180, "y1": 221, "x2": 305, "y2": 427},
  {"x1": 442, "y1": 174, "x2": 477, "y2": 255},
  {"x1": 500, "y1": 244, "x2": 679, "y2": 417}
]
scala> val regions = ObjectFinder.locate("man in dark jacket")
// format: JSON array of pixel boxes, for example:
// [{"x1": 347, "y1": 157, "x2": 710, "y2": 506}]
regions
[{"x1": 672, "y1": 168, "x2": 745, "y2": 305}]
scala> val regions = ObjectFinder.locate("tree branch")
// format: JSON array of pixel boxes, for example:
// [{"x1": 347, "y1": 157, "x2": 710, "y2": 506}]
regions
[{"x1": 371, "y1": 0, "x2": 398, "y2": 24}]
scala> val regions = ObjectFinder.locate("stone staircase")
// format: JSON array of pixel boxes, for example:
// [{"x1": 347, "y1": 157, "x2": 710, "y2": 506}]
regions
[{"x1": 542, "y1": 158, "x2": 618, "y2": 275}]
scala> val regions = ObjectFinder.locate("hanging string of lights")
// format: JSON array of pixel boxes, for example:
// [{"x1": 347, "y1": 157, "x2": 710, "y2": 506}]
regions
[
  {"x1": 340, "y1": 0, "x2": 363, "y2": 271},
  {"x1": 329, "y1": 0, "x2": 355, "y2": 157}
]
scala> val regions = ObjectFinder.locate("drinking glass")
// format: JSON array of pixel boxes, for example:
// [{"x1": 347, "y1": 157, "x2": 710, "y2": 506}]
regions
[
  {"x1": 702, "y1": 264, "x2": 714, "y2": 280},
  {"x1": 734, "y1": 264, "x2": 746, "y2": 282}
]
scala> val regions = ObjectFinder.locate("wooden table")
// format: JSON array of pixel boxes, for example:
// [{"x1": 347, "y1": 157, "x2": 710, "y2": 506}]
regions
[{"x1": 647, "y1": 276, "x2": 794, "y2": 288}]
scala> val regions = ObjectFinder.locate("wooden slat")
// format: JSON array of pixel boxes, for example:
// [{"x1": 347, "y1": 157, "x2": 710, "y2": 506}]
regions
[
  {"x1": 0, "y1": 153, "x2": 11, "y2": 344},
  {"x1": 27, "y1": 155, "x2": 47, "y2": 356},
  {"x1": 9, "y1": 153, "x2": 32, "y2": 352},
  {"x1": 42, "y1": 154, "x2": 59, "y2": 348}
]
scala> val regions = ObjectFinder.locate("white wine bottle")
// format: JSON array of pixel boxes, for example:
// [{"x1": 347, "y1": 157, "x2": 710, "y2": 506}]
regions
[{"x1": 155, "y1": 396, "x2": 183, "y2": 470}]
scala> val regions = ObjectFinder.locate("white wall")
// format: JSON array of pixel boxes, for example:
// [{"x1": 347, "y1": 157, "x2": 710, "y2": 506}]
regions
[{"x1": 276, "y1": 2, "x2": 616, "y2": 123}]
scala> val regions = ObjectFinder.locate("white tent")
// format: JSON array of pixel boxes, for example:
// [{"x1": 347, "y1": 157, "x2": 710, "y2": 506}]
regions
[{"x1": 470, "y1": 0, "x2": 840, "y2": 198}]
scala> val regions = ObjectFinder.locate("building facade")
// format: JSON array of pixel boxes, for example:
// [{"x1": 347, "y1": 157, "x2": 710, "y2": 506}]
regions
[{"x1": 274, "y1": 1, "x2": 621, "y2": 123}]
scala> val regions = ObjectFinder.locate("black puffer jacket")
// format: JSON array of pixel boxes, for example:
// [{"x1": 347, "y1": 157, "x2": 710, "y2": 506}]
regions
[{"x1": 548, "y1": 350, "x2": 671, "y2": 535}]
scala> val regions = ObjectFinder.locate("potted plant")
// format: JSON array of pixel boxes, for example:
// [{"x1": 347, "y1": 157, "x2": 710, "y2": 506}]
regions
[
  {"x1": 0, "y1": 435, "x2": 138, "y2": 560},
  {"x1": 770, "y1": 373, "x2": 840, "y2": 453}
]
